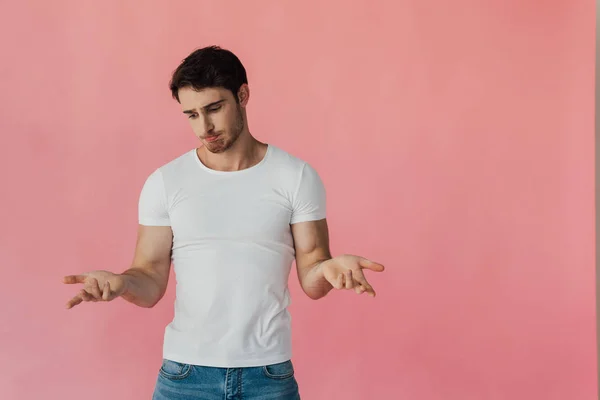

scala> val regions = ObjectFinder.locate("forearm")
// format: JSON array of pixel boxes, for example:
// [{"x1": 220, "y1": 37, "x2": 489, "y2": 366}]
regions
[
  {"x1": 120, "y1": 268, "x2": 163, "y2": 308},
  {"x1": 300, "y1": 259, "x2": 334, "y2": 300}
]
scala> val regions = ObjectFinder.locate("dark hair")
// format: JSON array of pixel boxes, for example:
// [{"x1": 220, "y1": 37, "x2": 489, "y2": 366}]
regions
[{"x1": 169, "y1": 45, "x2": 248, "y2": 103}]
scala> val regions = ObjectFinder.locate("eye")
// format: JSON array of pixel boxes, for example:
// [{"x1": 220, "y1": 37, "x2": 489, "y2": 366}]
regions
[
  {"x1": 208, "y1": 105, "x2": 222, "y2": 113},
  {"x1": 188, "y1": 114, "x2": 197, "y2": 119}
]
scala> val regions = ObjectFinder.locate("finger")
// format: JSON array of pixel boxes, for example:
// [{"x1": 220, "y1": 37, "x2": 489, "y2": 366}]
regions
[
  {"x1": 102, "y1": 281, "x2": 111, "y2": 301},
  {"x1": 353, "y1": 273, "x2": 375, "y2": 297},
  {"x1": 344, "y1": 270, "x2": 354, "y2": 290},
  {"x1": 359, "y1": 278, "x2": 376, "y2": 296},
  {"x1": 80, "y1": 289, "x2": 93, "y2": 302},
  {"x1": 333, "y1": 274, "x2": 344, "y2": 290},
  {"x1": 352, "y1": 269, "x2": 369, "y2": 287},
  {"x1": 359, "y1": 259, "x2": 385, "y2": 272},
  {"x1": 88, "y1": 278, "x2": 102, "y2": 300},
  {"x1": 66, "y1": 295, "x2": 83, "y2": 309},
  {"x1": 352, "y1": 269, "x2": 377, "y2": 296},
  {"x1": 63, "y1": 275, "x2": 86, "y2": 284},
  {"x1": 364, "y1": 284, "x2": 376, "y2": 297}
]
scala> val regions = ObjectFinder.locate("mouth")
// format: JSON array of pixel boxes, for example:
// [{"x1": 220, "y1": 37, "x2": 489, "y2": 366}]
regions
[{"x1": 204, "y1": 135, "x2": 220, "y2": 143}]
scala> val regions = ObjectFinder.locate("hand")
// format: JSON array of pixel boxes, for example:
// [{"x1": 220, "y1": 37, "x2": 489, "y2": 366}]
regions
[
  {"x1": 321, "y1": 255, "x2": 385, "y2": 297},
  {"x1": 62, "y1": 270, "x2": 128, "y2": 309}
]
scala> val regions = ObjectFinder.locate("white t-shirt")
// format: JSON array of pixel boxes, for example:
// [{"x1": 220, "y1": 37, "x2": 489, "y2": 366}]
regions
[{"x1": 138, "y1": 144, "x2": 326, "y2": 368}]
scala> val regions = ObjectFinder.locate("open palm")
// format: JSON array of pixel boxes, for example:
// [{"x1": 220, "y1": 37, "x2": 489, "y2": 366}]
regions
[
  {"x1": 322, "y1": 254, "x2": 385, "y2": 297},
  {"x1": 62, "y1": 270, "x2": 127, "y2": 309}
]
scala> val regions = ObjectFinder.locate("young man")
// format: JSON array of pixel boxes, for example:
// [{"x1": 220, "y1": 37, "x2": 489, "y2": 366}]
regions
[{"x1": 63, "y1": 46, "x2": 384, "y2": 399}]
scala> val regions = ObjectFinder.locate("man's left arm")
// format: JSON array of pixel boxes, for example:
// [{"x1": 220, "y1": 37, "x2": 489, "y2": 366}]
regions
[{"x1": 291, "y1": 219, "x2": 385, "y2": 300}]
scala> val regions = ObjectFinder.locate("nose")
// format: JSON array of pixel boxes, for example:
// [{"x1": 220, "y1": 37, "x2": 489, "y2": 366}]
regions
[{"x1": 199, "y1": 116, "x2": 214, "y2": 136}]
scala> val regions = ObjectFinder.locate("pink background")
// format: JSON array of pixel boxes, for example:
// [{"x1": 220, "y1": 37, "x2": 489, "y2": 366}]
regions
[{"x1": 0, "y1": 1, "x2": 595, "y2": 399}]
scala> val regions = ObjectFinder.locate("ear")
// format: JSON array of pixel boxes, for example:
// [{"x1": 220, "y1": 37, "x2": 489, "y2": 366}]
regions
[{"x1": 237, "y1": 84, "x2": 250, "y2": 107}]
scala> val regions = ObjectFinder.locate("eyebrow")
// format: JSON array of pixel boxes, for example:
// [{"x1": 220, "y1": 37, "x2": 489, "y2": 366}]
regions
[{"x1": 182, "y1": 99, "x2": 225, "y2": 114}]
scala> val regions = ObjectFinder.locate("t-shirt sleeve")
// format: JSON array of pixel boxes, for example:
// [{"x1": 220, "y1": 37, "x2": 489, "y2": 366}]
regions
[
  {"x1": 138, "y1": 168, "x2": 171, "y2": 226},
  {"x1": 290, "y1": 163, "x2": 327, "y2": 224}
]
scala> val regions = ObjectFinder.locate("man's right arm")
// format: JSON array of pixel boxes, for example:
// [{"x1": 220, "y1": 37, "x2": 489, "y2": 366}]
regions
[
  {"x1": 120, "y1": 224, "x2": 173, "y2": 308},
  {"x1": 63, "y1": 224, "x2": 173, "y2": 309},
  {"x1": 64, "y1": 168, "x2": 174, "y2": 309}
]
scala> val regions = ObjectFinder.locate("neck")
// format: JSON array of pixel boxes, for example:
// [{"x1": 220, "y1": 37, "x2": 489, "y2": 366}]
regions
[{"x1": 197, "y1": 130, "x2": 267, "y2": 172}]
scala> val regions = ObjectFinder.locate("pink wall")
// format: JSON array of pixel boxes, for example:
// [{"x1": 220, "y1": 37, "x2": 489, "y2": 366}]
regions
[{"x1": 0, "y1": 1, "x2": 595, "y2": 399}]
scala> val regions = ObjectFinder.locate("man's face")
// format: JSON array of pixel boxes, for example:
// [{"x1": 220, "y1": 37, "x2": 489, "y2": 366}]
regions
[{"x1": 179, "y1": 86, "x2": 245, "y2": 154}]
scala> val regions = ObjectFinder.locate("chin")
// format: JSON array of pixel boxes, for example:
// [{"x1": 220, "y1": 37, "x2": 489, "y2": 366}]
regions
[
  {"x1": 208, "y1": 147, "x2": 227, "y2": 154},
  {"x1": 204, "y1": 141, "x2": 229, "y2": 154}
]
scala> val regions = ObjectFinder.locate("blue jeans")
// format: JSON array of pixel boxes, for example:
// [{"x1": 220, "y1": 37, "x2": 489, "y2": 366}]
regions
[{"x1": 152, "y1": 359, "x2": 301, "y2": 399}]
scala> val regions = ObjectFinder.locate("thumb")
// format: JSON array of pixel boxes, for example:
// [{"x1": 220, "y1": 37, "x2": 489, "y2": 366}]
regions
[
  {"x1": 63, "y1": 274, "x2": 86, "y2": 284},
  {"x1": 359, "y1": 258, "x2": 385, "y2": 272},
  {"x1": 102, "y1": 281, "x2": 113, "y2": 301}
]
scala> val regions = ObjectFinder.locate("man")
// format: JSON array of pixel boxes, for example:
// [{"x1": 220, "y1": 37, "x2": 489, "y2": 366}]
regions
[{"x1": 63, "y1": 45, "x2": 384, "y2": 399}]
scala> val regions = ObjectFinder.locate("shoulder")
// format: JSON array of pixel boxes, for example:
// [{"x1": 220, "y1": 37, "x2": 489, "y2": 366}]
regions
[
  {"x1": 157, "y1": 149, "x2": 196, "y2": 173},
  {"x1": 139, "y1": 149, "x2": 196, "y2": 194},
  {"x1": 267, "y1": 145, "x2": 316, "y2": 176},
  {"x1": 146, "y1": 149, "x2": 197, "y2": 183},
  {"x1": 267, "y1": 145, "x2": 325, "y2": 199}
]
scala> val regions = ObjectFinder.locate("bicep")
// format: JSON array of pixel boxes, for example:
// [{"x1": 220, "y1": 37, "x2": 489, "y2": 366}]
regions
[
  {"x1": 134, "y1": 168, "x2": 172, "y2": 289},
  {"x1": 291, "y1": 219, "x2": 331, "y2": 274},
  {"x1": 289, "y1": 162, "x2": 329, "y2": 272},
  {"x1": 130, "y1": 224, "x2": 173, "y2": 292}
]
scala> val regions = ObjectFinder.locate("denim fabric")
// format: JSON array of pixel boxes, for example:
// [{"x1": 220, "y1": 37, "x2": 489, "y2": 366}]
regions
[{"x1": 152, "y1": 359, "x2": 300, "y2": 400}]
